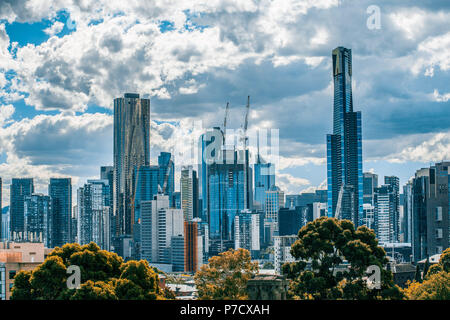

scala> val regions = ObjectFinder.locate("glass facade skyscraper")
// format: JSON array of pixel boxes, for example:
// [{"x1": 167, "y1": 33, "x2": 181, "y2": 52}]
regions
[
  {"x1": 326, "y1": 47, "x2": 363, "y2": 226},
  {"x1": 114, "y1": 93, "x2": 150, "y2": 237},
  {"x1": 363, "y1": 172, "x2": 378, "y2": 205},
  {"x1": 49, "y1": 178, "x2": 72, "y2": 248},
  {"x1": 134, "y1": 165, "x2": 159, "y2": 224},
  {"x1": 10, "y1": 178, "x2": 34, "y2": 239},
  {"x1": 24, "y1": 194, "x2": 52, "y2": 247},
  {"x1": 384, "y1": 176, "x2": 400, "y2": 242},
  {"x1": 208, "y1": 149, "x2": 245, "y2": 255},
  {"x1": 158, "y1": 152, "x2": 174, "y2": 198},
  {"x1": 374, "y1": 185, "x2": 396, "y2": 244},
  {"x1": 254, "y1": 152, "x2": 275, "y2": 210},
  {"x1": 77, "y1": 179, "x2": 111, "y2": 250}
]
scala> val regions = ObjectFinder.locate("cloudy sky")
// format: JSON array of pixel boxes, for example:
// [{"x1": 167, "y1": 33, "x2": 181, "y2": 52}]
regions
[{"x1": 0, "y1": 0, "x2": 449, "y2": 206}]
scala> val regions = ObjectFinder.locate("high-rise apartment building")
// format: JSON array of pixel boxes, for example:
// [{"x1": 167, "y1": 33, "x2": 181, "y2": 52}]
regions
[
  {"x1": 278, "y1": 206, "x2": 306, "y2": 236},
  {"x1": 114, "y1": 93, "x2": 150, "y2": 238},
  {"x1": 402, "y1": 180, "x2": 413, "y2": 244},
  {"x1": 254, "y1": 152, "x2": 275, "y2": 210},
  {"x1": 274, "y1": 235, "x2": 297, "y2": 274},
  {"x1": 158, "y1": 152, "x2": 174, "y2": 198},
  {"x1": 384, "y1": 176, "x2": 400, "y2": 242},
  {"x1": 264, "y1": 186, "x2": 284, "y2": 225},
  {"x1": 1, "y1": 207, "x2": 9, "y2": 242},
  {"x1": 184, "y1": 220, "x2": 203, "y2": 273},
  {"x1": 10, "y1": 178, "x2": 34, "y2": 240},
  {"x1": 374, "y1": 185, "x2": 396, "y2": 244},
  {"x1": 140, "y1": 194, "x2": 184, "y2": 267},
  {"x1": 326, "y1": 47, "x2": 363, "y2": 227},
  {"x1": 23, "y1": 194, "x2": 52, "y2": 247},
  {"x1": 49, "y1": 178, "x2": 72, "y2": 248},
  {"x1": 180, "y1": 165, "x2": 199, "y2": 221},
  {"x1": 411, "y1": 162, "x2": 449, "y2": 262},
  {"x1": 234, "y1": 209, "x2": 260, "y2": 258},
  {"x1": 100, "y1": 166, "x2": 114, "y2": 238},
  {"x1": 208, "y1": 149, "x2": 246, "y2": 255},
  {"x1": 363, "y1": 172, "x2": 378, "y2": 205},
  {"x1": 362, "y1": 203, "x2": 375, "y2": 230},
  {"x1": 77, "y1": 179, "x2": 111, "y2": 250},
  {"x1": 134, "y1": 165, "x2": 159, "y2": 224}
]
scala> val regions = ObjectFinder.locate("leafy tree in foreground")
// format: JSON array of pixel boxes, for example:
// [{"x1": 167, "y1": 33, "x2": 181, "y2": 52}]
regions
[
  {"x1": 11, "y1": 242, "x2": 169, "y2": 300},
  {"x1": 282, "y1": 217, "x2": 403, "y2": 300},
  {"x1": 194, "y1": 248, "x2": 258, "y2": 300},
  {"x1": 404, "y1": 271, "x2": 450, "y2": 300},
  {"x1": 404, "y1": 248, "x2": 450, "y2": 300}
]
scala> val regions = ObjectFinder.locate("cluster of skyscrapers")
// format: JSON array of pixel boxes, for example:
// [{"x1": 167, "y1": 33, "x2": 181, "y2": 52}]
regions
[{"x1": 0, "y1": 47, "x2": 448, "y2": 274}]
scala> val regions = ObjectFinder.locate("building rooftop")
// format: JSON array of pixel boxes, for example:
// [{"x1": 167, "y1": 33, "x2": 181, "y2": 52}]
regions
[{"x1": 418, "y1": 254, "x2": 441, "y2": 264}]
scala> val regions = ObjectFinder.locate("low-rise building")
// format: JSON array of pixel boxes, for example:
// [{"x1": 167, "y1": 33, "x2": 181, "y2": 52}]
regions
[
  {"x1": 273, "y1": 235, "x2": 297, "y2": 274},
  {"x1": 246, "y1": 270, "x2": 289, "y2": 300},
  {"x1": 0, "y1": 242, "x2": 46, "y2": 300}
]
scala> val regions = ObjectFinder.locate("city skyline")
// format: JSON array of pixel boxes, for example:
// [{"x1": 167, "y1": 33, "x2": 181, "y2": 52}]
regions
[
  {"x1": 1, "y1": 1, "x2": 450, "y2": 207},
  {"x1": 0, "y1": 2, "x2": 449, "y2": 303}
]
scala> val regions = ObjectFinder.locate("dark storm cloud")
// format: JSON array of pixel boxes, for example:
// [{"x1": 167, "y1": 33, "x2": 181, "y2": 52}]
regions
[
  {"x1": 1, "y1": 0, "x2": 449, "y2": 170},
  {"x1": 10, "y1": 114, "x2": 112, "y2": 167}
]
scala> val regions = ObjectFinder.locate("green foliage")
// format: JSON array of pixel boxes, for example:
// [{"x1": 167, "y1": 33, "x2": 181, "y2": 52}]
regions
[
  {"x1": 262, "y1": 261, "x2": 274, "y2": 269},
  {"x1": 10, "y1": 242, "x2": 166, "y2": 300},
  {"x1": 70, "y1": 280, "x2": 117, "y2": 300},
  {"x1": 194, "y1": 248, "x2": 258, "y2": 300},
  {"x1": 282, "y1": 217, "x2": 403, "y2": 300},
  {"x1": 405, "y1": 249, "x2": 450, "y2": 300},
  {"x1": 10, "y1": 270, "x2": 33, "y2": 300},
  {"x1": 29, "y1": 255, "x2": 68, "y2": 300},
  {"x1": 439, "y1": 248, "x2": 450, "y2": 272},
  {"x1": 404, "y1": 271, "x2": 450, "y2": 300},
  {"x1": 118, "y1": 260, "x2": 160, "y2": 300},
  {"x1": 425, "y1": 264, "x2": 442, "y2": 279}
]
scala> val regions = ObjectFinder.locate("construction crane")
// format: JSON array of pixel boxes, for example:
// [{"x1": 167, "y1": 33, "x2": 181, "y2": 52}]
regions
[{"x1": 334, "y1": 184, "x2": 345, "y2": 219}]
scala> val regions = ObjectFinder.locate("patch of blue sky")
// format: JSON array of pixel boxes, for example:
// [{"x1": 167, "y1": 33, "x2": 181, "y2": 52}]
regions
[
  {"x1": 6, "y1": 98, "x2": 58, "y2": 122},
  {"x1": 88, "y1": 18, "x2": 104, "y2": 26},
  {"x1": 183, "y1": 10, "x2": 209, "y2": 32},
  {"x1": 159, "y1": 20, "x2": 175, "y2": 33},
  {"x1": 279, "y1": 163, "x2": 326, "y2": 192},
  {"x1": 364, "y1": 160, "x2": 429, "y2": 188},
  {"x1": 3, "y1": 10, "x2": 77, "y2": 49},
  {"x1": 4, "y1": 19, "x2": 49, "y2": 47},
  {"x1": 81, "y1": 104, "x2": 113, "y2": 116},
  {"x1": 154, "y1": 119, "x2": 179, "y2": 126},
  {"x1": 0, "y1": 152, "x2": 7, "y2": 164}
]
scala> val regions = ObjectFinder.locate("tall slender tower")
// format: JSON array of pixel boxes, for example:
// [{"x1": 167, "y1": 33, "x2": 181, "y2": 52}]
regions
[
  {"x1": 327, "y1": 47, "x2": 363, "y2": 226},
  {"x1": 114, "y1": 93, "x2": 150, "y2": 237},
  {"x1": 180, "y1": 165, "x2": 199, "y2": 221},
  {"x1": 49, "y1": 178, "x2": 72, "y2": 248}
]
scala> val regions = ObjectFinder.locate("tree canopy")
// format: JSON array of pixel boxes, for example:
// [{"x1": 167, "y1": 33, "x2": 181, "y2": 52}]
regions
[
  {"x1": 282, "y1": 217, "x2": 403, "y2": 300},
  {"x1": 11, "y1": 242, "x2": 172, "y2": 300},
  {"x1": 194, "y1": 248, "x2": 258, "y2": 300},
  {"x1": 404, "y1": 248, "x2": 450, "y2": 300}
]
